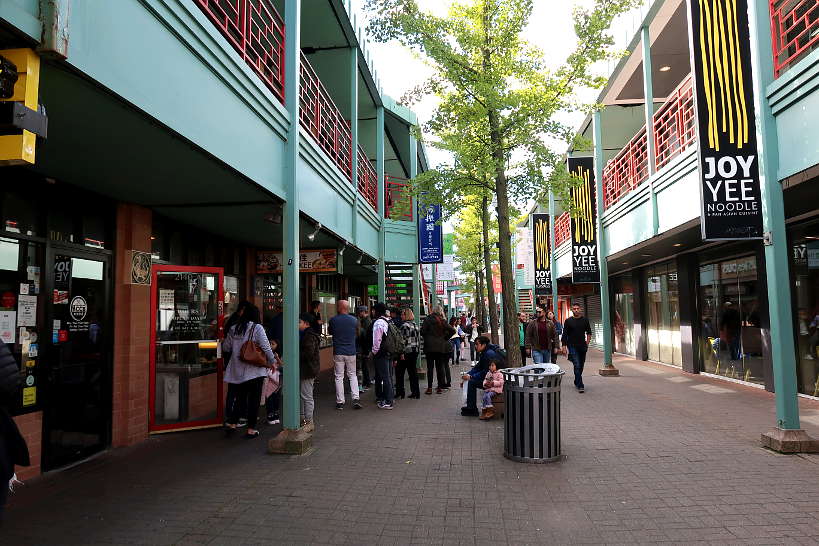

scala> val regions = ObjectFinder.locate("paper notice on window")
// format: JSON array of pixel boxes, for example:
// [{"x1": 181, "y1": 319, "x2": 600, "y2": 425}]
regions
[
  {"x1": 17, "y1": 295, "x2": 36, "y2": 327},
  {"x1": 159, "y1": 289, "x2": 175, "y2": 311},
  {"x1": 0, "y1": 311, "x2": 16, "y2": 343}
]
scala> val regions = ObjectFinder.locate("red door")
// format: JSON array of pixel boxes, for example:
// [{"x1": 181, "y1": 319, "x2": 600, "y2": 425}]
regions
[{"x1": 149, "y1": 265, "x2": 224, "y2": 432}]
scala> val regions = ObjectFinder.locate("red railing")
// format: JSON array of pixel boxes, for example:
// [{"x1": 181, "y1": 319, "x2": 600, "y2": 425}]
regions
[
  {"x1": 357, "y1": 146, "x2": 378, "y2": 209},
  {"x1": 653, "y1": 75, "x2": 696, "y2": 171},
  {"x1": 770, "y1": 0, "x2": 819, "y2": 77},
  {"x1": 385, "y1": 176, "x2": 413, "y2": 221},
  {"x1": 602, "y1": 127, "x2": 648, "y2": 208},
  {"x1": 555, "y1": 212, "x2": 571, "y2": 246},
  {"x1": 196, "y1": 0, "x2": 285, "y2": 102},
  {"x1": 300, "y1": 51, "x2": 353, "y2": 181}
]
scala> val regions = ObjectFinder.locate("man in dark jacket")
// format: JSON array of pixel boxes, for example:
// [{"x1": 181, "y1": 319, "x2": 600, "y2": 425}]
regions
[
  {"x1": 561, "y1": 302, "x2": 593, "y2": 393},
  {"x1": 460, "y1": 335, "x2": 502, "y2": 416},
  {"x1": 0, "y1": 343, "x2": 29, "y2": 520},
  {"x1": 525, "y1": 307, "x2": 560, "y2": 364},
  {"x1": 299, "y1": 314, "x2": 321, "y2": 432},
  {"x1": 356, "y1": 306, "x2": 373, "y2": 389}
]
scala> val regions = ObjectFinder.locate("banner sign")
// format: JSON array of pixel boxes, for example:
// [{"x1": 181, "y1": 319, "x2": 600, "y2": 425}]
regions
[
  {"x1": 687, "y1": 0, "x2": 763, "y2": 240},
  {"x1": 418, "y1": 203, "x2": 444, "y2": 263},
  {"x1": 531, "y1": 213, "x2": 552, "y2": 295},
  {"x1": 437, "y1": 255, "x2": 455, "y2": 281},
  {"x1": 257, "y1": 249, "x2": 337, "y2": 274},
  {"x1": 568, "y1": 157, "x2": 600, "y2": 283}
]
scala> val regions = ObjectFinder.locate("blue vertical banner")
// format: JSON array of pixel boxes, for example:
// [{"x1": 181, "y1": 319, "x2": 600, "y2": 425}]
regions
[{"x1": 418, "y1": 203, "x2": 444, "y2": 264}]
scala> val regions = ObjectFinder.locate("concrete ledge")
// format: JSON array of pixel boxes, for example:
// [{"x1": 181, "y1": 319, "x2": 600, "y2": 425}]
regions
[
  {"x1": 760, "y1": 427, "x2": 819, "y2": 454},
  {"x1": 268, "y1": 428, "x2": 313, "y2": 456},
  {"x1": 598, "y1": 366, "x2": 620, "y2": 377}
]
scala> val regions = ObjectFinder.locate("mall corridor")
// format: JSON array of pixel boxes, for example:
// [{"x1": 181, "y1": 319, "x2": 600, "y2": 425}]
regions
[{"x1": 3, "y1": 351, "x2": 819, "y2": 545}]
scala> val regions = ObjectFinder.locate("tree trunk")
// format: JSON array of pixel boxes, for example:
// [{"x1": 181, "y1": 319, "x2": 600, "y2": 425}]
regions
[
  {"x1": 476, "y1": 270, "x2": 485, "y2": 328},
  {"x1": 488, "y1": 108, "x2": 521, "y2": 366},
  {"x1": 481, "y1": 195, "x2": 500, "y2": 345}
]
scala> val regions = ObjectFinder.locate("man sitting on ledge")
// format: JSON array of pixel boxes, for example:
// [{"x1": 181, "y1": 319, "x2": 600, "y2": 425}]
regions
[{"x1": 460, "y1": 335, "x2": 502, "y2": 417}]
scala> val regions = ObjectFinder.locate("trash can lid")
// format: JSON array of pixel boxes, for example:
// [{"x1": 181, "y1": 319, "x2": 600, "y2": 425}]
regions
[{"x1": 502, "y1": 364, "x2": 562, "y2": 376}]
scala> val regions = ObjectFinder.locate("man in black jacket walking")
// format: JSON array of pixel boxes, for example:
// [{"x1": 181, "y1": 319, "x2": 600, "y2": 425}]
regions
[
  {"x1": 0, "y1": 343, "x2": 29, "y2": 521},
  {"x1": 561, "y1": 302, "x2": 593, "y2": 393}
]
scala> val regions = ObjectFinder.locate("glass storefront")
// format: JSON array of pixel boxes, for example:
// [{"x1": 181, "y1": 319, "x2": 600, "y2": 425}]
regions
[
  {"x1": 790, "y1": 220, "x2": 819, "y2": 396},
  {"x1": 698, "y1": 254, "x2": 764, "y2": 385},
  {"x1": 646, "y1": 262, "x2": 682, "y2": 366},
  {"x1": 612, "y1": 273, "x2": 636, "y2": 355}
]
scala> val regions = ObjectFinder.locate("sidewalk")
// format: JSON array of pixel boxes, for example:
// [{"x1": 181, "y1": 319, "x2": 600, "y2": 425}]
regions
[{"x1": 3, "y1": 351, "x2": 819, "y2": 545}]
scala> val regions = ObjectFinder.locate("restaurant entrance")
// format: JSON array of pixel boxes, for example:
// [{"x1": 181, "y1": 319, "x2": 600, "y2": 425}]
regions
[{"x1": 149, "y1": 265, "x2": 224, "y2": 432}]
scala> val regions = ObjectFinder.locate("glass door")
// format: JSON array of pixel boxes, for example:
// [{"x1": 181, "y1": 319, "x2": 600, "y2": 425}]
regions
[
  {"x1": 43, "y1": 247, "x2": 111, "y2": 470},
  {"x1": 150, "y1": 266, "x2": 224, "y2": 432}
]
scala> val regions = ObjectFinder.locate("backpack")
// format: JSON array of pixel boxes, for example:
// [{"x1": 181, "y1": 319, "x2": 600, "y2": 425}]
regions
[
  {"x1": 381, "y1": 320, "x2": 406, "y2": 356},
  {"x1": 490, "y1": 344, "x2": 508, "y2": 367}
]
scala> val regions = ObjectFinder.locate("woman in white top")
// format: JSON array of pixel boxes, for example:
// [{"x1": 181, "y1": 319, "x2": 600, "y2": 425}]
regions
[{"x1": 222, "y1": 303, "x2": 276, "y2": 438}]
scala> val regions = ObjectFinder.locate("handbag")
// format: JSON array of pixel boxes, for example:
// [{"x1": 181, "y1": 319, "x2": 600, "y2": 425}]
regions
[{"x1": 240, "y1": 323, "x2": 269, "y2": 367}]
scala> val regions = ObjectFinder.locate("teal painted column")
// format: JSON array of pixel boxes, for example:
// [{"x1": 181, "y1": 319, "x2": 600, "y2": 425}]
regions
[
  {"x1": 594, "y1": 110, "x2": 616, "y2": 371},
  {"x1": 376, "y1": 105, "x2": 386, "y2": 301},
  {"x1": 548, "y1": 192, "x2": 558, "y2": 309},
  {"x1": 747, "y1": 0, "x2": 801, "y2": 432},
  {"x1": 350, "y1": 46, "x2": 359, "y2": 241},
  {"x1": 641, "y1": 25, "x2": 660, "y2": 236},
  {"x1": 281, "y1": 0, "x2": 302, "y2": 430},
  {"x1": 410, "y1": 133, "x2": 421, "y2": 328}
]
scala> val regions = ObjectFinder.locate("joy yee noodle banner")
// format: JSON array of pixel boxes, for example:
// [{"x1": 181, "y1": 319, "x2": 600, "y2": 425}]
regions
[
  {"x1": 531, "y1": 213, "x2": 552, "y2": 295},
  {"x1": 686, "y1": 0, "x2": 763, "y2": 240},
  {"x1": 567, "y1": 157, "x2": 600, "y2": 283}
]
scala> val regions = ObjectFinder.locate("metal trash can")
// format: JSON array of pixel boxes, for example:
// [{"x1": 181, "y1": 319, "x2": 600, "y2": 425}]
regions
[{"x1": 501, "y1": 364, "x2": 564, "y2": 463}]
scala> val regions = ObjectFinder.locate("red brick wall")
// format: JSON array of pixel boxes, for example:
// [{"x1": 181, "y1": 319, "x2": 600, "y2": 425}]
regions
[
  {"x1": 111, "y1": 204, "x2": 152, "y2": 447},
  {"x1": 12, "y1": 411, "x2": 42, "y2": 481}
]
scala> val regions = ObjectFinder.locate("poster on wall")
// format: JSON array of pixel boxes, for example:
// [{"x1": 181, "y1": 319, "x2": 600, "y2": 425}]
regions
[
  {"x1": 686, "y1": 0, "x2": 764, "y2": 240},
  {"x1": 16, "y1": 295, "x2": 36, "y2": 327},
  {"x1": 418, "y1": 203, "x2": 444, "y2": 264},
  {"x1": 531, "y1": 213, "x2": 552, "y2": 295},
  {"x1": 567, "y1": 157, "x2": 600, "y2": 283},
  {"x1": 0, "y1": 311, "x2": 16, "y2": 343},
  {"x1": 256, "y1": 250, "x2": 338, "y2": 274}
]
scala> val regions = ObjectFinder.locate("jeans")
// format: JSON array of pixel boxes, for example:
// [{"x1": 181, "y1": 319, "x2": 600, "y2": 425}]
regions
[
  {"x1": 481, "y1": 390, "x2": 496, "y2": 407},
  {"x1": 567, "y1": 345, "x2": 588, "y2": 388},
  {"x1": 469, "y1": 341, "x2": 477, "y2": 362},
  {"x1": 465, "y1": 375, "x2": 483, "y2": 410},
  {"x1": 531, "y1": 349, "x2": 551, "y2": 364},
  {"x1": 450, "y1": 338, "x2": 461, "y2": 363},
  {"x1": 519, "y1": 346, "x2": 527, "y2": 366},
  {"x1": 426, "y1": 352, "x2": 448, "y2": 389},
  {"x1": 227, "y1": 377, "x2": 264, "y2": 429},
  {"x1": 333, "y1": 354, "x2": 359, "y2": 403},
  {"x1": 225, "y1": 381, "x2": 245, "y2": 422},
  {"x1": 396, "y1": 351, "x2": 420, "y2": 397},
  {"x1": 374, "y1": 353, "x2": 394, "y2": 404},
  {"x1": 300, "y1": 378, "x2": 315, "y2": 422},
  {"x1": 357, "y1": 353, "x2": 371, "y2": 386}
]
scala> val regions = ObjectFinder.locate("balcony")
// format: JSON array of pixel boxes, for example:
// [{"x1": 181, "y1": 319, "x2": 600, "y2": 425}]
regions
[
  {"x1": 555, "y1": 212, "x2": 571, "y2": 246},
  {"x1": 385, "y1": 176, "x2": 413, "y2": 221},
  {"x1": 602, "y1": 75, "x2": 696, "y2": 209},
  {"x1": 770, "y1": 0, "x2": 819, "y2": 78}
]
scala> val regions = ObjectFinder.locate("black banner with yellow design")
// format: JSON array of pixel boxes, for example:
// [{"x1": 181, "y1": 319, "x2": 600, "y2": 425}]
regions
[
  {"x1": 568, "y1": 157, "x2": 600, "y2": 283},
  {"x1": 686, "y1": 0, "x2": 763, "y2": 240},
  {"x1": 531, "y1": 213, "x2": 552, "y2": 295}
]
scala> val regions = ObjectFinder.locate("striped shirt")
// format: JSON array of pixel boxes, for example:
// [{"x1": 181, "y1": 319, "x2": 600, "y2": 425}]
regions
[{"x1": 400, "y1": 321, "x2": 420, "y2": 353}]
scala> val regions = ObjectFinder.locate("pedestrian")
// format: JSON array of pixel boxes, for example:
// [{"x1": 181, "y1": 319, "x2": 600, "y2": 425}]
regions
[
  {"x1": 548, "y1": 309, "x2": 563, "y2": 364},
  {"x1": 263, "y1": 339, "x2": 282, "y2": 425},
  {"x1": 371, "y1": 302, "x2": 395, "y2": 409},
  {"x1": 224, "y1": 300, "x2": 252, "y2": 428},
  {"x1": 448, "y1": 317, "x2": 463, "y2": 364},
  {"x1": 299, "y1": 313, "x2": 321, "y2": 430},
  {"x1": 525, "y1": 306, "x2": 560, "y2": 365},
  {"x1": 0, "y1": 342, "x2": 29, "y2": 521},
  {"x1": 464, "y1": 316, "x2": 483, "y2": 366},
  {"x1": 517, "y1": 312, "x2": 528, "y2": 365},
  {"x1": 480, "y1": 360, "x2": 505, "y2": 420},
  {"x1": 460, "y1": 335, "x2": 502, "y2": 416},
  {"x1": 396, "y1": 308, "x2": 421, "y2": 399},
  {"x1": 222, "y1": 302, "x2": 277, "y2": 438},
  {"x1": 356, "y1": 305, "x2": 373, "y2": 390},
  {"x1": 561, "y1": 302, "x2": 593, "y2": 393},
  {"x1": 421, "y1": 306, "x2": 455, "y2": 394},
  {"x1": 307, "y1": 300, "x2": 323, "y2": 334},
  {"x1": 329, "y1": 300, "x2": 361, "y2": 411}
]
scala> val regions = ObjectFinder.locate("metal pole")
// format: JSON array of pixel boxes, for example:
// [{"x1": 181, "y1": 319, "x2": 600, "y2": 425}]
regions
[
  {"x1": 548, "y1": 192, "x2": 558, "y2": 310},
  {"x1": 747, "y1": 0, "x2": 801, "y2": 433},
  {"x1": 410, "y1": 133, "x2": 421, "y2": 328},
  {"x1": 281, "y1": 0, "x2": 302, "y2": 430},
  {"x1": 350, "y1": 45, "x2": 359, "y2": 241},
  {"x1": 377, "y1": 105, "x2": 386, "y2": 301},
  {"x1": 594, "y1": 110, "x2": 616, "y2": 374},
  {"x1": 641, "y1": 25, "x2": 660, "y2": 236}
]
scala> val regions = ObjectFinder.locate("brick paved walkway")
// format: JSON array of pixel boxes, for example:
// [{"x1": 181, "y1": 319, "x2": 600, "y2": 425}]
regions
[{"x1": 4, "y1": 351, "x2": 819, "y2": 545}]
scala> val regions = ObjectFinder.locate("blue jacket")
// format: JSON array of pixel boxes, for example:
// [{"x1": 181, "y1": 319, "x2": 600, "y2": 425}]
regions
[{"x1": 468, "y1": 344, "x2": 502, "y2": 382}]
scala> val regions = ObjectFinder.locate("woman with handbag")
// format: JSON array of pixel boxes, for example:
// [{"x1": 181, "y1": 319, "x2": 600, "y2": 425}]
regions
[{"x1": 222, "y1": 303, "x2": 276, "y2": 438}]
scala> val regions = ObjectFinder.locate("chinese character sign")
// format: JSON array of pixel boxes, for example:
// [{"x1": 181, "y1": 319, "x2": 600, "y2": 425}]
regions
[{"x1": 418, "y1": 203, "x2": 444, "y2": 263}]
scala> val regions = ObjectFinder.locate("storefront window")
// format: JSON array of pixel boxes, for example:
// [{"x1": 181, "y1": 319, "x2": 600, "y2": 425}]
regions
[
  {"x1": 699, "y1": 255, "x2": 764, "y2": 384},
  {"x1": 646, "y1": 262, "x2": 681, "y2": 366},
  {"x1": 791, "y1": 221, "x2": 819, "y2": 396},
  {"x1": 612, "y1": 273, "x2": 636, "y2": 355}
]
